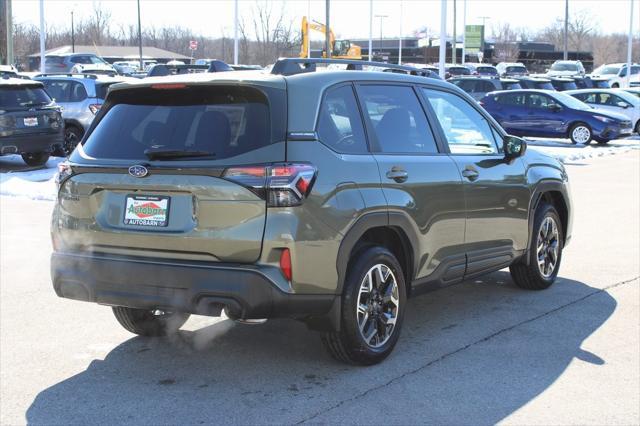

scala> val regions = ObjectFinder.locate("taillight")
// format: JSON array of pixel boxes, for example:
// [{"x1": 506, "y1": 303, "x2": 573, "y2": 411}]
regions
[
  {"x1": 222, "y1": 163, "x2": 316, "y2": 207},
  {"x1": 88, "y1": 104, "x2": 101, "y2": 115},
  {"x1": 55, "y1": 161, "x2": 73, "y2": 190},
  {"x1": 279, "y1": 248, "x2": 292, "y2": 281}
]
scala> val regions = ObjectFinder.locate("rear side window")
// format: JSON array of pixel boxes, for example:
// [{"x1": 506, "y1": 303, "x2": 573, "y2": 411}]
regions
[
  {"x1": 316, "y1": 85, "x2": 368, "y2": 154},
  {"x1": 69, "y1": 82, "x2": 88, "y2": 102},
  {"x1": 79, "y1": 85, "x2": 285, "y2": 161},
  {"x1": 0, "y1": 85, "x2": 52, "y2": 108},
  {"x1": 477, "y1": 81, "x2": 497, "y2": 92},
  {"x1": 537, "y1": 82, "x2": 555, "y2": 90},
  {"x1": 358, "y1": 85, "x2": 438, "y2": 154},
  {"x1": 496, "y1": 93, "x2": 526, "y2": 106}
]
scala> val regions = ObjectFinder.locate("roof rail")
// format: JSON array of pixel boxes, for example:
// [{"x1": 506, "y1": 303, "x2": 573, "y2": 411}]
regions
[
  {"x1": 33, "y1": 73, "x2": 100, "y2": 79},
  {"x1": 270, "y1": 58, "x2": 441, "y2": 79}
]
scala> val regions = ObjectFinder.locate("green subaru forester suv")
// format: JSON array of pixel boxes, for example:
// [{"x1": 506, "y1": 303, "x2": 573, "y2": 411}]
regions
[{"x1": 51, "y1": 59, "x2": 572, "y2": 365}]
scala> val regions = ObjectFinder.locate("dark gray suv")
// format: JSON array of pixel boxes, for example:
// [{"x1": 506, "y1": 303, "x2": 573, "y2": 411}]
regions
[{"x1": 51, "y1": 59, "x2": 572, "y2": 365}]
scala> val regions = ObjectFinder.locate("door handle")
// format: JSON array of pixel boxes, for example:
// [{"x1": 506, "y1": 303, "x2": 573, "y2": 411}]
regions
[
  {"x1": 386, "y1": 167, "x2": 409, "y2": 183},
  {"x1": 461, "y1": 168, "x2": 479, "y2": 181}
]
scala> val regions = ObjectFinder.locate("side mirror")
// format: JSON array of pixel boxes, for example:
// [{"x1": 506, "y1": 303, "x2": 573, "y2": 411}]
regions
[
  {"x1": 504, "y1": 135, "x2": 527, "y2": 160},
  {"x1": 617, "y1": 102, "x2": 629, "y2": 109},
  {"x1": 548, "y1": 103, "x2": 562, "y2": 112}
]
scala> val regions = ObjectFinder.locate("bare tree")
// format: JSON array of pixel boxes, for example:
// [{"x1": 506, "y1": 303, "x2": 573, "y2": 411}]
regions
[{"x1": 492, "y1": 23, "x2": 520, "y2": 62}]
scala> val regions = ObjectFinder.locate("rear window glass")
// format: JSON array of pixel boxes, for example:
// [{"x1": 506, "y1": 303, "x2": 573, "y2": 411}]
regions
[
  {"x1": 79, "y1": 85, "x2": 285, "y2": 161},
  {"x1": 477, "y1": 67, "x2": 497, "y2": 75},
  {"x1": 0, "y1": 86, "x2": 52, "y2": 108},
  {"x1": 449, "y1": 67, "x2": 471, "y2": 75},
  {"x1": 506, "y1": 66, "x2": 527, "y2": 73},
  {"x1": 537, "y1": 82, "x2": 555, "y2": 90}
]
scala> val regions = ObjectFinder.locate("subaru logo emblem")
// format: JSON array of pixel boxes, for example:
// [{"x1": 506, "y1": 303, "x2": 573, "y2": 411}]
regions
[{"x1": 128, "y1": 165, "x2": 148, "y2": 178}]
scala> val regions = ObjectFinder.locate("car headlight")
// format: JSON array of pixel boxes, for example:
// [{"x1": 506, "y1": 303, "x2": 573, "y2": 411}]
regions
[{"x1": 593, "y1": 115, "x2": 615, "y2": 124}]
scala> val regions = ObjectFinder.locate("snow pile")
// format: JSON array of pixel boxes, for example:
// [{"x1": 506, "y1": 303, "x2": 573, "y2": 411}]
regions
[
  {"x1": 527, "y1": 137, "x2": 640, "y2": 163},
  {"x1": 0, "y1": 155, "x2": 62, "y2": 201}
]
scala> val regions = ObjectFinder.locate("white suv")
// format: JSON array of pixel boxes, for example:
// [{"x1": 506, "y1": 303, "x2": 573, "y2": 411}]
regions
[
  {"x1": 590, "y1": 63, "x2": 640, "y2": 88},
  {"x1": 547, "y1": 60, "x2": 585, "y2": 77}
]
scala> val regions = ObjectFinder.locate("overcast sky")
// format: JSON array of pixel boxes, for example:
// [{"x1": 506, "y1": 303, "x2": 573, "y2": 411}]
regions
[{"x1": 10, "y1": 0, "x2": 640, "y2": 41}]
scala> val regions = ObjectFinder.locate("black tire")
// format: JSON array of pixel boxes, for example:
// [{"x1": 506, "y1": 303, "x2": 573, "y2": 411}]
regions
[
  {"x1": 569, "y1": 122, "x2": 592, "y2": 145},
  {"x1": 21, "y1": 152, "x2": 50, "y2": 167},
  {"x1": 112, "y1": 306, "x2": 189, "y2": 337},
  {"x1": 510, "y1": 203, "x2": 563, "y2": 290},
  {"x1": 611, "y1": 83, "x2": 619, "y2": 88},
  {"x1": 63, "y1": 125, "x2": 83, "y2": 156},
  {"x1": 321, "y1": 246, "x2": 407, "y2": 365},
  {"x1": 635, "y1": 120, "x2": 640, "y2": 135}
]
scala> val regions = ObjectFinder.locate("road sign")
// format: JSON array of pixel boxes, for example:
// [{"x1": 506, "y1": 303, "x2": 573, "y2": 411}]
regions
[
  {"x1": 189, "y1": 40, "x2": 198, "y2": 51},
  {"x1": 465, "y1": 25, "x2": 484, "y2": 54}
]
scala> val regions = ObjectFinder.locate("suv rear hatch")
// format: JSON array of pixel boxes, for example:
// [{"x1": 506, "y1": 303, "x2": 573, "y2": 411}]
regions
[
  {"x1": 56, "y1": 79, "x2": 288, "y2": 263},
  {"x1": 0, "y1": 83, "x2": 61, "y2": 138}
]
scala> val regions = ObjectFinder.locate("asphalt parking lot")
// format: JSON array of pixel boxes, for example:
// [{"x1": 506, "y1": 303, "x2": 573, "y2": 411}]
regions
[{"x1": 0, "y1": 148, "x2": 638, "y2": 425}]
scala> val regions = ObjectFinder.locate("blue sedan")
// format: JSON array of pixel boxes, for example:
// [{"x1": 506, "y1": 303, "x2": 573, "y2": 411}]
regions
[{"x1": 479, "y1": 89, "x2": 634, "y2": 144}]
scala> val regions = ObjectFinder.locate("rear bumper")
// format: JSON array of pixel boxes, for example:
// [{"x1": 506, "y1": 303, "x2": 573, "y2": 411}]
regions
[
  {"x1": 51, "y1": 251, "x2": 337, "y2": 321},
  {"x1": 0, "y1": 131, "x2": 63, "y2": 155}
]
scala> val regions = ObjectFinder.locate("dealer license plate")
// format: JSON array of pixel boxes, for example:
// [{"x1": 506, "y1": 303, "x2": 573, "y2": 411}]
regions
[{"x1": 123, "y1": 195, "x2": 170, "y2": 227}]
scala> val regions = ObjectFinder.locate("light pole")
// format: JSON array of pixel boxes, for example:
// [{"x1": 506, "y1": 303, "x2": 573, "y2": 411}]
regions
[
  {"x1": 137, "y1": 0, "x2": 143, "y2": 70},
  {"x1": 439, "y1": 0, "x2": 446, "y2": 78},
  {"x1": 563, "y1": 0, "x2": 568, "y2": 60},
  {"x1": 462, "y1": 0, "x2": 467, "y2": 64},
  {"x1": 39, "y1": 0, "x2": 45, "y2": 73},
  {"x1": 452, "y1": 0, "x2": 456, "y2": 64},
  {"x1": 398, "y1": 0, "x2": 403, "y2": 65},
  {"x1": 368, "y1": 0, "x2": 373, "y2": 61},
  {"x1": 325, "y1": 0, "x2": 331, "y2": 58},
  {"x1": 71, "y1": 10, "x2": 75, "y2": 53},
  {"x1": 233, "y1": 0, "x2": 238, "y2": 65},
  {"x1": 375, "y1": 14, "x2": 388, "y2": 60},
  {"x1": 626, "y1": 0, "x2": 634, "y2": 87},
  {"x1": 6, "y1": 0, "x2": 14, "y2": 66}
]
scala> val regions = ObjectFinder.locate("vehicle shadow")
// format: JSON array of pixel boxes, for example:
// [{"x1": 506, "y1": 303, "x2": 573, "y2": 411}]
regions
[{"x1": 26, "y1": 272, "x2": 615, "y2": 425}]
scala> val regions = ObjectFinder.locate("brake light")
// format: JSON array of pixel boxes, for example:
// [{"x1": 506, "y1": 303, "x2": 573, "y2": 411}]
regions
[
  {"x1": 150, "y1": 83, "x2": 187, "y2": 90},
  {"x1": 222, "y1": 163, "x2": 316, "y2": 207},
  {"x1": 88, "y1": 104, "x2": 101, "y2": 115},
  {"x1": 279, "y1": 248, "x2": 292, "y2": 281}
]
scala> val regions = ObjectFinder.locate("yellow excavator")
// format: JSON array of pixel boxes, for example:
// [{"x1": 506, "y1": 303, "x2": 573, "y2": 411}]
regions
[{"x1": 300, "y1": 16, "x2": 362, "y2": 59}]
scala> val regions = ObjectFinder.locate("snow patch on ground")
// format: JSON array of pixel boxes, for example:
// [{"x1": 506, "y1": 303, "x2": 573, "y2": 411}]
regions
[
  {"x1": 0, "y1": 155, "x2": 63, "y2": 201},
  {"x1": 527, "y1": 137, "x2": 640, "y2": 163}
]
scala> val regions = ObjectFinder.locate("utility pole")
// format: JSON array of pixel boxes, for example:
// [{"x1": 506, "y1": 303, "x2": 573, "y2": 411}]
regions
[
  {"x1": 6, "y1": 0, "x2": 14, "y2": 66},
  {"x1": 71, "y1": 10, "x2": 75, "y2": 53},
  {"x1": 325, "y1": 0, "x2": 331, "y2": 58},
  {"x1": 398, "y1": 0, "x2": 403, "y2": 65},
  {"x1": 563, "y1": 0, "x2": 568, "y2": 60},
  {"x1": 626, "y1": 0, "x2": 634, "y2": 87},
  {"x1": 233, "y1": 0, "x2": 238, "y2": 65},
  {"x1": 368, "y1": 0, "x2": 373, "y2": 61},
  {"x1": 439, "y1": 0, "x2": 446, "y2": 78},
  {"x1": 137, "y1": 0, "x2": 143, "y2": 70},
  {"x1": 39, "y1": 0, "x2": 45, "y2": 73},
  {"x1": 375, "y1": 14, "x2": 387, "y2": 60},
  {"x1": 452, "y1": 0, "x2": 456, "y2": 64}
]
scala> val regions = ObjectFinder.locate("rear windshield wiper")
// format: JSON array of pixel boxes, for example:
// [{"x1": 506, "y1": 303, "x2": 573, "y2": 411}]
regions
[{"x1": 144, "y1": 149, "x2": 216, "y2": 161}]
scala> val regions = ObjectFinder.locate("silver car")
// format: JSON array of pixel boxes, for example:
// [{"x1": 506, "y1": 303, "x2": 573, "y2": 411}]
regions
[
  {"x1": 44, "y1": 53, "x2": 115, "y2": 74},
  {"x1": 35, "y1": 73, "x2": 132, "y2": 155}
]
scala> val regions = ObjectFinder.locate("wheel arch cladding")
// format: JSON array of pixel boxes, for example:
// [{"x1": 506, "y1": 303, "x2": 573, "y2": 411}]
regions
[
  {"x1": 336, "y1": 212, "x2": 417, "y2": 298},
  {"x1": 532, "y1": 187, "x2": 570, "y2": 245}
]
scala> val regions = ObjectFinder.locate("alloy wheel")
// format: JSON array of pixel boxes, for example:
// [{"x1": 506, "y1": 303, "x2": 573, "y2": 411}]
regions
[
  {"x1": 537, "y1": 216, "x2": 560, "y2": 278},
  {"x1": 572, "y1": 126, "x2": 591, "y2": 144},
  {"x1": 356, "y1": 263, "x2": 400, "y2": 348}
]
